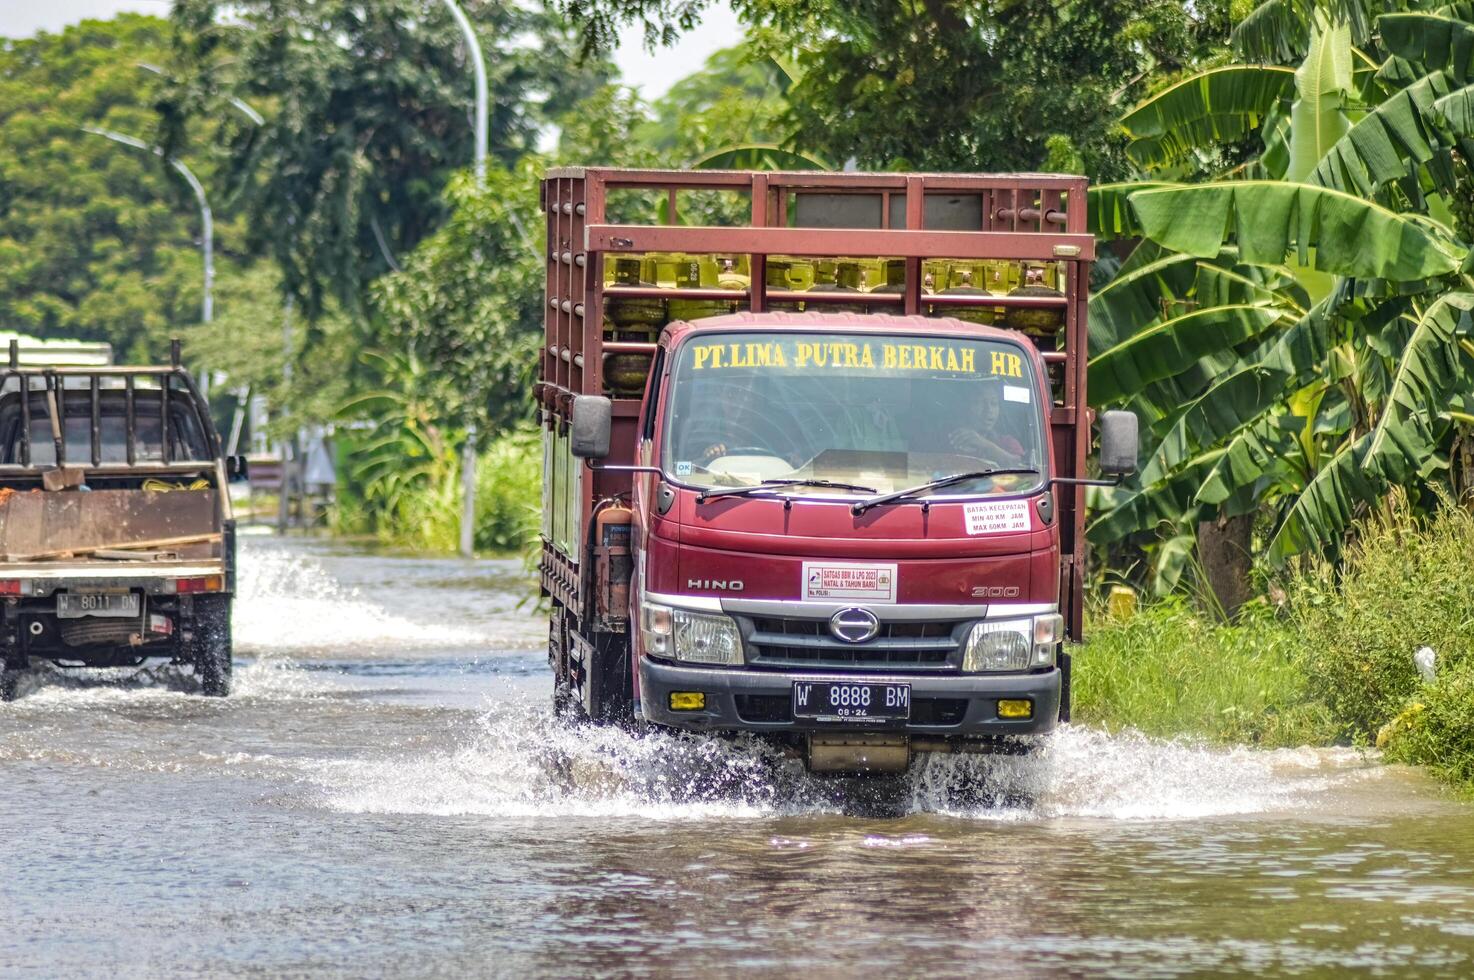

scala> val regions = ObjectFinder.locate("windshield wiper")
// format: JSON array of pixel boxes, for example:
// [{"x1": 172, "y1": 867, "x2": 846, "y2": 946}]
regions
[
  {"x1": 850, "y1": 468, "x2": 1040, "y2": 515},
  {"x1": 697, "y1": 478, "x2": 878, "y2": 503}
]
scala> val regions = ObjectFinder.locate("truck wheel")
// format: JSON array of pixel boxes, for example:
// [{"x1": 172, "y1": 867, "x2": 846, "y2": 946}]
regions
[
  {"x1": 193, "y1": 596, "x2": 233, "y2": 698},
  {"x1": 0, "y1": 662, "x2": 20, "y2": 702}
]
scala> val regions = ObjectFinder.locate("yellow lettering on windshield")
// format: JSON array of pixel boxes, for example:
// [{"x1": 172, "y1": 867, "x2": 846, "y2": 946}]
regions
[
  {"x1": 990, "y1": 351, "x2": 1022, "y2": 378},
  {"x1": 692, "y1": 339, "x2": 996, "y2": 374}
]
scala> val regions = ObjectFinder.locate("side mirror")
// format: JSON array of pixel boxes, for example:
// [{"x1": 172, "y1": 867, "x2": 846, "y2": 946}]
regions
[
  {"x1": 226, "y1": 455, "x2": 250, "y2": 482},
  {"x1": 1098, "y1": 410, "x2": 1139, "y2": 476},
  {"x1": 570, "y1": 395, "x2": 612, "y2": 459}
]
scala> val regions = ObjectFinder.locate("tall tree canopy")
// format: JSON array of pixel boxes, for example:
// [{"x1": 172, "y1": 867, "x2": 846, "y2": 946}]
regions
[
  {"x1": 0, "y1": 15, "x2": 230, "y2": 358},
  {"x1": 164, "y1": 0, "x2": 611, "y2": 319},
  {"x1": 563, "y1": 0, "x2": 1237, "y2": 176}
]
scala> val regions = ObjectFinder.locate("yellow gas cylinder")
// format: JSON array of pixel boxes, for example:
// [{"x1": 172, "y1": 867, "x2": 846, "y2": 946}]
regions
[{"x1": 1004, "y1": 262, "x2": 1066, "y2": 335}]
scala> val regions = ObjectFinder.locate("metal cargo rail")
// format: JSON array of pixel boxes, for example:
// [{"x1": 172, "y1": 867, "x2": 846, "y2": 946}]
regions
[
  {"x1": 537, "y1": 168, "x2": 1095, "y2": 634},
  {"x1": 1, "y1": 339, "x2": 219, "y2": 477}
]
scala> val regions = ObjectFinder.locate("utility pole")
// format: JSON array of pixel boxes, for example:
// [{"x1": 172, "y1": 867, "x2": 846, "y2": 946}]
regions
[{"x1": 442, "y1": 0, "x2": 489, "y2": 558}]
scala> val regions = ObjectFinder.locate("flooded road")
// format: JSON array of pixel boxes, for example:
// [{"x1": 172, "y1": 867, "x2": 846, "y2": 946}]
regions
[{"x1": 3, "y1": 537, "x2": 1472, "y2": 977}]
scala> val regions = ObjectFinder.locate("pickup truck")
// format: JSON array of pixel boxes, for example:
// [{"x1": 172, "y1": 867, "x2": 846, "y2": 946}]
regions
[{"x1": 0, "y1": 342, "x2": 241, "y2": 699}]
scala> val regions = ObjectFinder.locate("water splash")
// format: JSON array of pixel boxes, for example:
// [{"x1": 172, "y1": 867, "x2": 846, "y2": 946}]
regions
[
  {"x1": 311, "y1": 699, "x2": 1374, "y2": 823},
  {"x1": 234, "y1": 547, "x2": 490, "y2": 656}
]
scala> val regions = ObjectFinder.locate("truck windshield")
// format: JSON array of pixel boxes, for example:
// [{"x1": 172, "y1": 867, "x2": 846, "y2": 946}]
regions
[{"x1": 663, "y1": 331, "x2": 1046, "y2": 497}]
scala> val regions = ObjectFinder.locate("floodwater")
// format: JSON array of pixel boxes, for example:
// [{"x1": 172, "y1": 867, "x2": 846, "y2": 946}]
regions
[{"x1": 3, "y1": 538, "x2": 1473, "y2": 978}]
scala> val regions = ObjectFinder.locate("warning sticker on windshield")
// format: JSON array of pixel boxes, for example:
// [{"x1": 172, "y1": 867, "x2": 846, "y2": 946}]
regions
[
  {"x1": 964, "y1": 500, "x2": 1032, "y2": 535},
  {"x1": 802, "y1": 561, "x2": 898, "y2": 603}
]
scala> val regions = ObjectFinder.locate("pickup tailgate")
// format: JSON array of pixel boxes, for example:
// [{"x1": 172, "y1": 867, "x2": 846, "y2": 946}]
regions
[{"x1": 0, "y1": 488, "x2": 220, "y2": 563}]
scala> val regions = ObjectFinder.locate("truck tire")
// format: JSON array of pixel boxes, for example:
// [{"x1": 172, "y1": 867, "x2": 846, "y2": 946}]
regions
[
  {"x1": 193, "y1": 595, "x2": 233, "y2": 698},
  {"x1": 0, "y1": 660, "x2": 19, "y2": 702}
]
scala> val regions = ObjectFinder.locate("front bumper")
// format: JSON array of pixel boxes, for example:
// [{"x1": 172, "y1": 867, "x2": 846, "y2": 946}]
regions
[{"x1": 639, "y1": 657, "x2": 1060, "y2": 735}]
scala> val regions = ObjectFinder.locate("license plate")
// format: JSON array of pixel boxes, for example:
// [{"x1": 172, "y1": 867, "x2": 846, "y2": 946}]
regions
[
  {"x1": 792, "y1": 681, "x2": 911, "y2": 722},
  {"x1": 56, "y1": 592, "x2": 140, "y2": 619}
]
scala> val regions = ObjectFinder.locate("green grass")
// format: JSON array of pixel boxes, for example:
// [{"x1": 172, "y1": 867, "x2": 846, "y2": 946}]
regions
[
  {"x1": 1074, "y1": 500, "x2": 1474, "y2": 794},
  {"x1": 1073, "y1": 599, "x2": 1336, "y2": 748}
]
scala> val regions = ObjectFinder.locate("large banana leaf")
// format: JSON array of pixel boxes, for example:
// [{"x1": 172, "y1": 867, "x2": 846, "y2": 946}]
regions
[
  {"x1": 1231, "y1": 0, "x2": 1379, "y2": 63},
  {"x1": 1380, "y1": 13, "x2": 1474, "y2": 84},
  {"x1": 1121, "y1": 66, "x2": 1296, "y2": 171},
  {"x1": 1233, "y1": 0, "x2": 1310, "y2": 63},
  {"x1": 1088, "y1": 304, "x2": 1283, "y2": 405},
  {"x1": 1308, "y1": 72, "x2": 1461, "y2": 196},
  {"x1": 1288, "y1": 18, "x2": 1353, "y2": 182},
  {"x1": 1127, "y1": 181, "x2": 1467, "y2": 280},
  {"x1": 1087, "y1": 252, "x2": 1201, "y2": 355},
  {"x1": 1196, "y1": 414, "x2": 1302, "y2": 508},
  {"x1": 1139, "y1": 362, "x2": 1296, "y2": 486},
  {"x1": 1266, "y1": 292, "x2": 1474, "y2": 560},
  {"x1": 1087, "y1": 182, "x2": 1173, "y2": 239},
  {"x1": 1089, "y1": 449, "x2": 1226, "y2": 543},
  {"x1": 1364, "y1": 292, "x2": 1474, "y2": 474},
  {"x1": 1434, "y1": 82, "x2": 1474, "y2": 133}
]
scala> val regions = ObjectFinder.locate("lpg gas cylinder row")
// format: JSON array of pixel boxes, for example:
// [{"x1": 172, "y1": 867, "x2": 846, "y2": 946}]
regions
[{"x1": 599, "y1": 254, "x2": 1066, "y2": 396}]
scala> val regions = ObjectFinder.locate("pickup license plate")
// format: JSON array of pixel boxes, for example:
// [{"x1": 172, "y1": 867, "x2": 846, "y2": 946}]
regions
[
  {"x1": 56, "y1": 592, "x2": 140, "y2": 619},
  {"x1": 792, "y1": 681, "x2": 911, "y2": 722}
]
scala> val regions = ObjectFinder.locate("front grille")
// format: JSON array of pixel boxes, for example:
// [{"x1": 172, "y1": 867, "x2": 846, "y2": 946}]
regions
[
  {"x1": 732, "y1": 694, "x2": 969, "y2": 726},
  {"x1": 741, "y1": 615, "x2": 969, "y2": 671}
]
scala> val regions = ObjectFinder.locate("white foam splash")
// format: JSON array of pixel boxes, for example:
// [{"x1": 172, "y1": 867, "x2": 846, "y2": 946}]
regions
[
  {"x1": 233, "y1": 547, "x2": 488, "y2": 656},
  {"x1": 310, "y1": 699, "x2": 1373, "y2": 823},
  {"x1": 0, "y1": 658, "x2": 331, "y2": 710}
]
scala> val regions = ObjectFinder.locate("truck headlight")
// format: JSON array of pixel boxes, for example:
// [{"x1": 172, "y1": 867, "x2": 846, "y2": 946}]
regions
[
  {"x1": 963, "y1": 613, "x2": 1063, "y2": 672},
  {"x1": 640, "y1": 602, "x2": 742, "y2": 666}
]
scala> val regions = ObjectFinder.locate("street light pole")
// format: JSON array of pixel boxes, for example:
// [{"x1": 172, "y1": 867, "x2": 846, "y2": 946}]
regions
[
  {"x1": 442, "y1": 0, "x2": 489, "y2": 558},
  {"x1": 82, "y1": 127, "x2": 213, "y2": 330}
]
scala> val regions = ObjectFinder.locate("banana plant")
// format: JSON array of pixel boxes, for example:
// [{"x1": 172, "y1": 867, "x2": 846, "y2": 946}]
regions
[{"x1": 1086, "y1": 0, "x2": 1474, "y2": 588}]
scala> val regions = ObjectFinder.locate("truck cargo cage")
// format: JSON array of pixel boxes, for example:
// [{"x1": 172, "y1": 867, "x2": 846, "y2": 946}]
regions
[
  {"x1": 1, "y1": 338, "x2": 219, "y2": 477},
  {"x1": 539, "y1": 168, "x2": 1095, "y2": 636}
]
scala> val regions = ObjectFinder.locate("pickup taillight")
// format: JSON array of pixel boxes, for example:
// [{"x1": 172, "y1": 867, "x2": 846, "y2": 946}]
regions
[
  {"x1": 171, "y1": 575, "x2": 224, "y2": 594},
  {"x1": 0, "y1": 580, "x2": 20, "y2": 596}
]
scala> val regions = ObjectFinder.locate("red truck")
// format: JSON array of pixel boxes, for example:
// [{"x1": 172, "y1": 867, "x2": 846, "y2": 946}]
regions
[{"x1": 539, "y1": 169, "x2": 1136, "y2": 773}]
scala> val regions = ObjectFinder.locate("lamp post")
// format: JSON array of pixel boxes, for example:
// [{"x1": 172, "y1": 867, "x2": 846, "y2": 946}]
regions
[
  {"x1": 442, "y1": 0, "x2": 489, "y2": 558},
  {"x1": 82, "y1": 127, "x2": 213, "y2": 329}
]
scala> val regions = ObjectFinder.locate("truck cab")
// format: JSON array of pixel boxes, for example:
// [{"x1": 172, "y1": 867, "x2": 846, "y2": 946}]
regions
[{"x1": 539, "y1": 169, "x2": 1136, "y2": 772}]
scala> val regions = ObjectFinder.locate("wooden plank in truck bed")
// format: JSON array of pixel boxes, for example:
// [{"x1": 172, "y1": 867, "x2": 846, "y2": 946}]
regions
[{"x1": 0, "y1": 489, "x2": 219, "y2": 562}]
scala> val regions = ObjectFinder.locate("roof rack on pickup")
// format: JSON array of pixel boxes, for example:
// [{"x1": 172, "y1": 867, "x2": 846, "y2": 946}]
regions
[{"x1": 1, "y1": 338, "x2": 217, "y2": 475}]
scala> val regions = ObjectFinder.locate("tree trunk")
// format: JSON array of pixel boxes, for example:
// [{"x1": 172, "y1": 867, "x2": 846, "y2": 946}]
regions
[{"x1": 1197, "y1": 511, "x2": 1254, "y2": 619}]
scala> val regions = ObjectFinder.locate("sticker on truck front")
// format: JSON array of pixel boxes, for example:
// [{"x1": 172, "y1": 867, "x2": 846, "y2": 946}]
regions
[
  {"x1": 1003, "y1": 384, "x2": 1031, "y2": 404},
  {"x1": 801, "y1": 561, "x2": 898, "y2": 603},
  {"x1": 963, "y1": 499, "x2": 1031, "y2": 535}
]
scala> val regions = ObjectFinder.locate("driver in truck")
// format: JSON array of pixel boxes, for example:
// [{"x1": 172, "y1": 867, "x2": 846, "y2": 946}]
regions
[{"x1": 946, "y1": 378, "x2": 1027, "y2": 468}]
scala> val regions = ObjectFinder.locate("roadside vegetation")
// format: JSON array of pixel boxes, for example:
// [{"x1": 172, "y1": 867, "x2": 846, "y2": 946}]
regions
[{"x1": 1077, "y1": 500, "x2": 1474, "y2": 794}]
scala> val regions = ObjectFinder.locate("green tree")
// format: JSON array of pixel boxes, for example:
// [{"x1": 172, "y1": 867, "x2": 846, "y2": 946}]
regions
[
  {"x1": 0, "y1": 14, "x2": 239, "y2": 358},
  {"x1": 563, "y1": 0, "x2": 1237, "y2": 176},
  {"x1": 371, "y1": 166, "x2": 544, "y2": 431},
  {"x1": 164, "y1": 0, "x2": 611, "y2": 320},
  {"x1": 1086, "y1": 1, "x2": 1474, "y2": 599}
]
